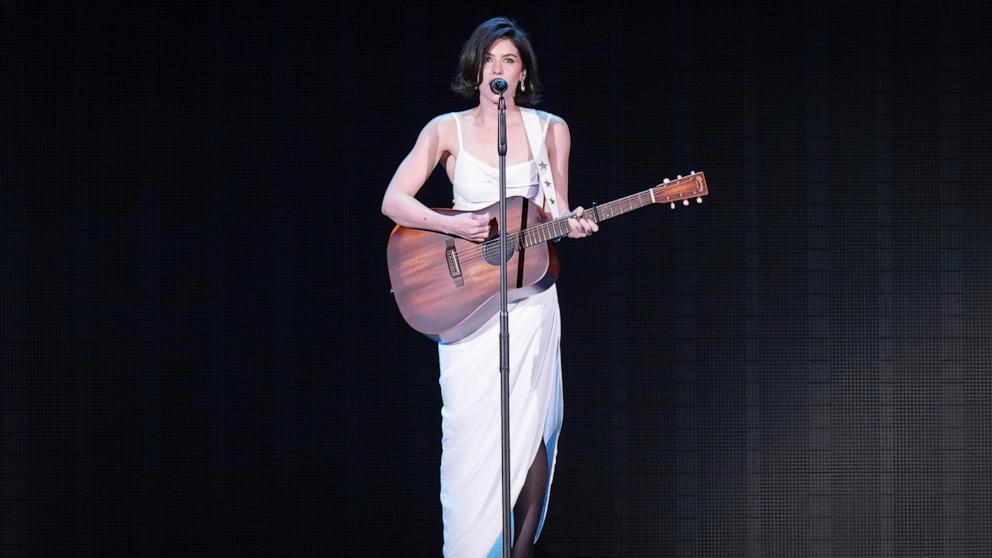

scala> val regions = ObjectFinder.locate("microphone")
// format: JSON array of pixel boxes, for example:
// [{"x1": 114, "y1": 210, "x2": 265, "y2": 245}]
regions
[{"x1": 489, "y1": 78, "x2": 508, "y2": 94}]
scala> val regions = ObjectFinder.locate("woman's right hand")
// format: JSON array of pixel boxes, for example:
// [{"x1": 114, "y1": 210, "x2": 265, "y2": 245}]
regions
[{"x1": 447, "y1": 212, "x2": 493, "y2": 242}]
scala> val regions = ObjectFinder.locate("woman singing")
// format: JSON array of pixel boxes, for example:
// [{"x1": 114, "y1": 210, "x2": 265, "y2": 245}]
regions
[{"x1": 381, "y1": 17, "x2": 597, "y2": 557}]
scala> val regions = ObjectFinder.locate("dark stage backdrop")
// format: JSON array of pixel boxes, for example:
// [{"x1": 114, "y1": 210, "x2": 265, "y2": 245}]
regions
[{"x1": 4, "y1": 1, "x2": 991, "y2": 557}]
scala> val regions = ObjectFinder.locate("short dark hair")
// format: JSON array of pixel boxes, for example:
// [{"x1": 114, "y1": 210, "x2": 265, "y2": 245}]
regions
[{"x1": 451, "y1": 17, "x2": 542, "y2": 106}]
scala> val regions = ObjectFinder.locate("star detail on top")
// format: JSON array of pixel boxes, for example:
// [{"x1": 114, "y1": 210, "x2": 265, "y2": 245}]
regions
[{"x1": 538, "y1": 161, "x2": 548, "y2": 171}]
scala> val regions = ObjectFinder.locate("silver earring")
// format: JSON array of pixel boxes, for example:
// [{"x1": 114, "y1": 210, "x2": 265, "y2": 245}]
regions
[{"x1": 520, "y1": 80, "x2": 526, "y2": 92}]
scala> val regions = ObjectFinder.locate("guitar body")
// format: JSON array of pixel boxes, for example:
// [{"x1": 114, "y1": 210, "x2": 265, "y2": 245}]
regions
[{"x1": 386, "y1": 196, "x2": 559, "y2": 343}]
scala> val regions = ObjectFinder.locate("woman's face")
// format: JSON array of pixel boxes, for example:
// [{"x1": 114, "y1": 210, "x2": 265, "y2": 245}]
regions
[{"x1": 479, "y1": 37, "x2": 526, "y2": 103}]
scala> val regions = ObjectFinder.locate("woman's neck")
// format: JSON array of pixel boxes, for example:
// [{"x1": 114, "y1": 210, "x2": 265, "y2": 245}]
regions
[{"x1": 471, "y1": 101, "x2": 522, "y2": 127}]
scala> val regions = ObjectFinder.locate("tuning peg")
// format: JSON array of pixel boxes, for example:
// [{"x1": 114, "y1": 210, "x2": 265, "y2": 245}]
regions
[
  {"x1": 683, "y1": 199, "x2": 689, "y2": 206},
  {"x1": 690, "y1": 170, "x2": 697, "y2": 175},
  {"x1": 677, "y1": 174, "x2": 682, "y2": 179},
  {"x1": 696, "y1": 197, "x2": 703, "y2": 204},
  {"x1": 663, "y1": 178, "x2": 670, "y2": 184},
  {"x1": 670, "y1": 202, "x2": 676, "y2": 209}
]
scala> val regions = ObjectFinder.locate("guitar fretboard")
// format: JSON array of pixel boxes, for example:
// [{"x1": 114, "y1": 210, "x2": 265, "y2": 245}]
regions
[{"x1": 517, "y1": 189, "x2": 656, "y2": 248}]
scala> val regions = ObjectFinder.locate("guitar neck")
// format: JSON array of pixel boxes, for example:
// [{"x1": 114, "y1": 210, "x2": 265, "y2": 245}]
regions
[
  {"x1": 518, "y1": 190, "x2": 653, "y2": 248},
  {"x1": 518, "y1": 172, "x2": 708, "y2": 249}
]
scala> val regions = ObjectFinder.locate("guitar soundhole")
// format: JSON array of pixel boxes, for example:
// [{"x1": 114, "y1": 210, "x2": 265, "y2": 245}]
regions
[{"x1": 481, "y1": 236, "x2": 516, "y2": 266}]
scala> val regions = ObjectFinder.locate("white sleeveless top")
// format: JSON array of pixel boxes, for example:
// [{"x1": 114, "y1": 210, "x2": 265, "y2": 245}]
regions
[{"x1": 449, "y1": 109, "x2": 549, "y2": 212}]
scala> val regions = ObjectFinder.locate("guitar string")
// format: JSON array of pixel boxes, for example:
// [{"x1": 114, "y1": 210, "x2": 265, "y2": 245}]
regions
[
  {"x1": 452, "y1": 190, "x2": 657, "y2": 265},
  {"x1": 454, "y1": 190, "x2": 655, "y2": 264}
]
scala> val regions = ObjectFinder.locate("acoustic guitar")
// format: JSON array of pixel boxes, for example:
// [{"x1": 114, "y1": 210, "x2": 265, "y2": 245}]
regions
[{"x1": 387, "y1": 171, "x2": 709, "y2": 342}]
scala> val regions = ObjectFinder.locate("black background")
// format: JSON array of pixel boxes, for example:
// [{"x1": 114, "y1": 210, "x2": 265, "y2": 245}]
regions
[{"x1": 3, "y1": 1, "x2": 991, "y2": 556}]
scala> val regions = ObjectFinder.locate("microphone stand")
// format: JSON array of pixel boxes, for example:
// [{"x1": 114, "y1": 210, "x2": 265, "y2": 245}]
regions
[{"x1": 495, "y1": 85, "x2": 512, "y2": 558}]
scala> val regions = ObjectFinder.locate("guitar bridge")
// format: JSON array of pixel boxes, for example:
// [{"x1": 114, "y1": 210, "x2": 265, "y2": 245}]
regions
[{"x1": 445, "y1": 239, "x2": 464, "y2": 287}]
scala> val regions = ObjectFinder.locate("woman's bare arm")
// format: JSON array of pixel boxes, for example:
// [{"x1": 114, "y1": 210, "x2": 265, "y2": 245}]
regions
[
  {"x1": 381, "y1": 117, "x2": 491, "y2": 241},
  {"x1": 547, "y1": 116, "x2": 597, "y2": 238}
]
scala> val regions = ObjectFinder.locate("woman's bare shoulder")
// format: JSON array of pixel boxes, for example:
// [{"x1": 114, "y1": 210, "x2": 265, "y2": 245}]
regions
[
  {"x1": 421, "y1": 112, "x2": 468, "y2": 144},
  {"x1": 533, "y1": 109, "x2": 567, "y2": 127},
  {"x1": 418, "y1": 112, "x2": 451, "y2": 133}
]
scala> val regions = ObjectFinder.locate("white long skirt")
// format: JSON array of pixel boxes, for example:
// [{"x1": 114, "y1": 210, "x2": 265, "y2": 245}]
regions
[{"x1": 438, "y1": 285, "x2": 564, "y2": 558}]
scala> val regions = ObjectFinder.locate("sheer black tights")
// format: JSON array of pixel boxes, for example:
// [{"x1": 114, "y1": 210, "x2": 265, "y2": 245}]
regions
[{"x1": 511, "y1": 439, "x2": 548, "y2": 558}]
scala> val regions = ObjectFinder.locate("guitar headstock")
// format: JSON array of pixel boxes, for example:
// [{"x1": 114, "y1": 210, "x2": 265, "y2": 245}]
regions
[{"x1": 651, "y1": 171, "x2": 709, "y2": 208}]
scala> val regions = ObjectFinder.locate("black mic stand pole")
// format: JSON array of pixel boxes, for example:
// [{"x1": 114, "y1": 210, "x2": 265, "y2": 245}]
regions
[{"x1": 496, "y1": 85, "x2": 513, "y2": 558}]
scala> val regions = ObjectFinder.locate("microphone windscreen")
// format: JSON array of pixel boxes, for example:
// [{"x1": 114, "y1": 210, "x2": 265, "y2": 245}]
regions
[{"x1": 490, "y1": 78, "x2": 508, "y2": 94}]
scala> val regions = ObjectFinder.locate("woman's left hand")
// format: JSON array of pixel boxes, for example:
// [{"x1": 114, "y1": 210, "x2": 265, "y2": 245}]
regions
[{"x1": 563, "y1": 206, "x2": 599, "y2": 239}]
